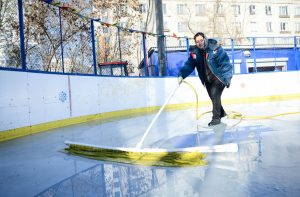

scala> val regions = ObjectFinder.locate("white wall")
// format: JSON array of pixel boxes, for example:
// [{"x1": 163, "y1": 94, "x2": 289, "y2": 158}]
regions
[{"x1": 0, "y1": 70, "x2": 299, "y2": 132}]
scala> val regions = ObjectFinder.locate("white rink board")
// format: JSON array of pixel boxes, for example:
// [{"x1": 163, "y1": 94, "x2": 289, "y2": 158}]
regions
[
  {"x1": 0, "y1": 71, "x2": 30, "y2": 130},
  {"x1": 97, "y1": 77, "x2": 149, "y2": 113},
  {"x1": 27, "y1": 73, "x2": 70, "y2": 125},
  {"x1": 70, "y1": 75, "x2": 101, "y2": 117},
  {"x1": 0, "y1": 70, "x2": 299, "y2": 132}
]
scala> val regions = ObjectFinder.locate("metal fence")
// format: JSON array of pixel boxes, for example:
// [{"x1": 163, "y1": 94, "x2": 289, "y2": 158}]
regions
[{"x1": 0, "y1": 0, "x2": 299, "y2": 77}]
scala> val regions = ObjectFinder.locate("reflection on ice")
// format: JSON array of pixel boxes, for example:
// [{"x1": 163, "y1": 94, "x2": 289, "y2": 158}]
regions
[{"x1": 37, "y1": 125, "x2": 264, "y2": 197}]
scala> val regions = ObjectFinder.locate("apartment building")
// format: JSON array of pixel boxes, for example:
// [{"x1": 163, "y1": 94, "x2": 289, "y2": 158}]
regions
[{"x1": 139, "y1": 0, "x2": 300, "y2": 39}]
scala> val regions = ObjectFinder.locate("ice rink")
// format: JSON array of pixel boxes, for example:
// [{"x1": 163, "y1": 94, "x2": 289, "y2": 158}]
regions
[{"x1": 0, "y1": 99, "x2": 299, "y2": 197}]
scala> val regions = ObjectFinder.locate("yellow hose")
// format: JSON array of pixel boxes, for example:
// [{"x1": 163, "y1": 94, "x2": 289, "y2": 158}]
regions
[{"x1": 183, "y1": 81, "x2": 300, "y2": 128}]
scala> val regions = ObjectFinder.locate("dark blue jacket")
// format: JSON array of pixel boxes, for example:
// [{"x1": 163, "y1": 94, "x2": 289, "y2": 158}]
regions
[{"x1": 178, "y1": 39, "x2": 233, "y2": 87}]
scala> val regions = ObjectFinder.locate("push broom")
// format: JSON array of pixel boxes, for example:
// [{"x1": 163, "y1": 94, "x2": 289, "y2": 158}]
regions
[{"x1": 64, "y1": 82, "x2": 238, "y2": 167}]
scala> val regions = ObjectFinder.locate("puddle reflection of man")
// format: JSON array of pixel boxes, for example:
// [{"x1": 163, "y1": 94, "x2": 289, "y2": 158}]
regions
[
  {"x1": 178, "y1": 32, "x2": 233, "y2": 126},
  {"x1": 211, "y1": 122, "x2": 227, "y2": 145},
  {"x1": 196, "y1": 123, "x2": 227, "y2": 146}
]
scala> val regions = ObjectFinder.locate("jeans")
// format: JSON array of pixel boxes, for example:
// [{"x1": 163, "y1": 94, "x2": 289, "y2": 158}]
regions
[{"x1": 205, "y1": 79, "x2": 225, "y2": 120}]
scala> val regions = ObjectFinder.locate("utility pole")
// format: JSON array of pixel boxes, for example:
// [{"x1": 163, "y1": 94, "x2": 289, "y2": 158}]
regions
[{"x1": 154, "y1": 0, "x2": 167, "y2": 76}]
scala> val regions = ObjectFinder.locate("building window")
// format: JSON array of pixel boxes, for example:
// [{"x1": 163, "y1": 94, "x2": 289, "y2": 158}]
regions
[
  {"x1": 215, "y1": 4, "x2": 224, "y2": 15},
  {"x1": 102, "y1": 16, "x2": 109, "y2": 23},
  {"x1": 163, "y1": 22, "x2": 169, "y2": 32},
  {"x1": 249, "y1": 5, "x2": 256, "y2": 15},
  {"x1": 295, "y1": 22, "x2": 300, "y2": 32},
  {"x1": 232, "y1": 22, "x2": 241, "y2": 33},
  {"x1": 139, "y1": 4, "x2": 146, "y2": 13},
  {"x1": 195, "y1": 4, "x2": 205, "y2": 16},
  {"x1": 265, "y1": 5, "x2": 272, "y2": 15},
  {"x1": 266, "y1": 22, "x2": 272, "y2": 32},
  {"x1": 162, "y1": 3, "x2": 167, "y2": 14},
  {"x1": 119, "y1": 4, "x2": 128, "y2": 15},
  {"x1": 179, "y1": 39, "x2": 184, "y2": 47},
  {"x1": 103, "y1": 27, "x2": 109, "y2": 33},
  {"x1": 101, "y1": 9, "x2": 109, "y2": 17},
  {"x1": 233, "y1": 22, "x2": 241, "y2": 28},
  {"x1": 280, "y1": 22, "x2": 288, "y2": 31},
  {"x1": 104, "y1": 37, "x2": 110, "y2": 44},
  {"x1": 177, "y1": 4, "x2": 188, "y2": 15},
  {"x1": 178, "y1": 22, "x2": 188, "y2": 32},
  {"x1": 140, "y1": 21, "x2": 146, "y2": 31},
  {"x1": 279, "y1": 6, "x2": 288, "y2": 16},
  {"x1": 297, "y1": 38, "x2": 300, "y2": 45},
  {"x1": 119, "y1": 22, "x2": 126, "y2": 28},
  {"x1": 250, "y1": 22, "x2": 257, "y2": 32},
  {"x1": 295, "y1": 6, "x2": 300, "y2": 16},
  {"x1": 232, "y1": 5, "x2": 240, "y2": 15}
]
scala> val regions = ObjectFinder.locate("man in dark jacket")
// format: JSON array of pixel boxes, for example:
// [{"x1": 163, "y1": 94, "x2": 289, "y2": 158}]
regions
[{"x1": 178, "y1": 32, "x2": 233, "y2": 126}]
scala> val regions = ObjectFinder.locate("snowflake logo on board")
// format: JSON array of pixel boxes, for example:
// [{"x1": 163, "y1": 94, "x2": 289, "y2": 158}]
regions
[{"x1": 59, "y1": 91, "x2": 67, "y2": 103}]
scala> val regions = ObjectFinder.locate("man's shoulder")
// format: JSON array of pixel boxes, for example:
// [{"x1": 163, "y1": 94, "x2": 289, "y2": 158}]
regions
[
  {"x1": 208, "y1": 38, "x2": 218, "y2": 44},
  {"x1": 207, "y1": 39, "x2": 219, "y2": 50}
]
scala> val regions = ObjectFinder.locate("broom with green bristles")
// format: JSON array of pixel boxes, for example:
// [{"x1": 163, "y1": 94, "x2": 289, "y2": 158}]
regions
[{"x1": 64, "y1": 82, "x2": 238, "y2": 167}]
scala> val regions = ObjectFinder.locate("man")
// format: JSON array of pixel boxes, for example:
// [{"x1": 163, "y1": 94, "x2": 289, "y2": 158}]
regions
[{"x1": 178, "y1": 32, "x2": 233, "y2": 126}]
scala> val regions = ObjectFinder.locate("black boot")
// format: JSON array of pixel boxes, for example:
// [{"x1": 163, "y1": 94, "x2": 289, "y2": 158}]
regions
[
  {"x1": 221, "y1": 111, "x2": 227, "y2": 118},
  {"x1": 208, "y1": 119, "x2": 221, "y2": 126}
]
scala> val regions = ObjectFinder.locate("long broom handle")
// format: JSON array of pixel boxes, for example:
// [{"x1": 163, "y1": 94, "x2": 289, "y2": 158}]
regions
[{"x1": 135, "y1": 84, "x2": 181, "y2": 148}]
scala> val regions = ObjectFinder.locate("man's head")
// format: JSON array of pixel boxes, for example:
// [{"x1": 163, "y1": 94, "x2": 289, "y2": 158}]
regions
[{"x1": 194, "y1": 32, "x2": 206, "y2": 50}]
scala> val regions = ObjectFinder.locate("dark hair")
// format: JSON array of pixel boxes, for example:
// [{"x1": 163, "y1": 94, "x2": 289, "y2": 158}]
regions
[{"x1": 194, "y1": 32, "x2": 205, "y2": 41}]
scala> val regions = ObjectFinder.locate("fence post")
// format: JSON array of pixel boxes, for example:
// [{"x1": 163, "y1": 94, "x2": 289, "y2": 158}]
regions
[
  {"x1": 164, "y1": 36, "x2": 168, "y2": 75},
  {"x1": 142, "y1": 33, "x2": 148, "y2": 76},
  {"x1": 294, "y1": 36, "x2": 299, "y2": 70},
  {"x1": 58, "y1": 8, "x2": 65, "y2": 73},
  {"x1": 18, "y1": 0, "x2": 26, "y2": 70},
  {"x1": 90, "y1": 19, "x2": 97, "y2": 75},
  {"x1": 231, "y1": 38, "x2": 235, "y2": 74},
  {"x1": 117, "y1": 27, "x2": 122, "y2": 62},
  {"x1": 185, "y1": 37, "x2": 189, "y2": 57},
  {"x1": 252, "y1": 37, "x2": 257, "y2": 72},
  {"x1": 273, "y1": 37, "x2": 278, "y2": 71}
]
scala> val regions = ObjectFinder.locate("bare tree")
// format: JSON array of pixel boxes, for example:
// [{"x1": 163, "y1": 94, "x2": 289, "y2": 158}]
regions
[
  {"x1": 0, "y1": 0, "x2": 21, "y2": 68},
  {"x1": 1, "y1": 0, "x2": 143, "y2": 74},
  {"x1": 23, "y1": 1, "x2": 93, "y2": 73}
]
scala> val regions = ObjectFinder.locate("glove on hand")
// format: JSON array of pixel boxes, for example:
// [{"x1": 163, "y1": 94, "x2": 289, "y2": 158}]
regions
[{"x1": 178, "y1": 76, "x2": 184, "y2": 84}]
